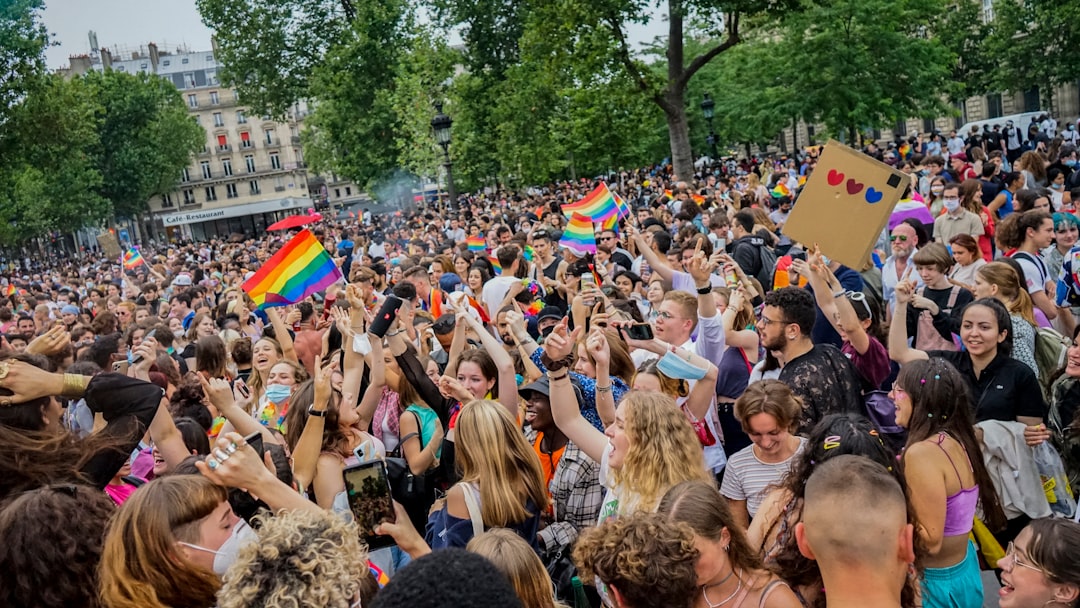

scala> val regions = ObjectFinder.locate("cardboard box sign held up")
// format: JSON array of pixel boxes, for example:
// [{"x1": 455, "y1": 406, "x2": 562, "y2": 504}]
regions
[
  {"x1": 97, "y1": 232, "x2": 122, "y2": 260},
  {"x1": 782, "y1": 140, "x2": 908, "y2": 270}
]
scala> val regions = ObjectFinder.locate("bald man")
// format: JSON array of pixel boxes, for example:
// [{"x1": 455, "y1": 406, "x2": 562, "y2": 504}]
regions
[{"x1": 796, "y1": 455, "x2": 914, "y2": 608}]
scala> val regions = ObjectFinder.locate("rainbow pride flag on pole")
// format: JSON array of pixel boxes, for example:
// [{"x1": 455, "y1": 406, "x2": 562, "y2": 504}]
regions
[
  {"x1": 466, "y1": 236, "x2": 486, "y2": 252},
  {"x1": 562, "y1": 183, "x2": 619, "y2": 222},
  {"x1": 559, "y1": 213, "x2": 597, "y2": 254},
  {"x1": 122, "y1": 247, "x2": 146, "y2": 269},
  {"x1": 242, "y1": 229, "x2": 343, "y2": 308}
]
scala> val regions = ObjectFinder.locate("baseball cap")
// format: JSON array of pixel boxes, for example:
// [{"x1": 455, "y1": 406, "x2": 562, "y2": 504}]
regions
[
  {"x1": 536, "y1": 306, "x2": 564, "y2": 325},
  {"x1": 173, "y1": 273, "x2": 193, "y2": 287},
  {"x1": 61, "y1": 305, "x2": 80, "y2": 316}
]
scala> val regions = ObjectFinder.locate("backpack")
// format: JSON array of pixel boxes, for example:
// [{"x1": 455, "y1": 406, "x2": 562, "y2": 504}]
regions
[
  {"x1": 1034, "y1": 325, "x2": 1070, "y2": 395},
  {"x1": 756, "y1": 244, "x2": 779, "y2": 291},
  {"x1": 1048, "y1": 376, "x2": 1080, "y2": 496}
]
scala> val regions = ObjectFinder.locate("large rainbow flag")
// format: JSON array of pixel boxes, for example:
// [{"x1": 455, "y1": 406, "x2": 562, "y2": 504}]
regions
[
  {"x1": 122, "y1": 247, "x2": 146, "y2": 269},
  {"x1": 242, "y1": 229, "x2": 342, "y2": 308},
  {"x1": 559, "y1": 213, "x2": 597, "y2": 254},
  {"x1": 562, "y1": 183, "x2": 619, "y2": 222},
  {"x1": 466, "y1": 236, "x2": 486, "y2": 252}
]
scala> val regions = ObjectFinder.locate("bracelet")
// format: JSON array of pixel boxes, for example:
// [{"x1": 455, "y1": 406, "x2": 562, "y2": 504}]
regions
[
  {"x1": 696, "y1": 285, "x2": 712, "y2": 295},
  {"x1": 831, "y1": 289, "x2": 846, "y2": 299},
  {"x1": 596, "y1": 384, "x2": 612, "y2": 393},
  {"x1": 61, "y1": 373, "x2": 90, "y2": 399},
  {"x1": 548, "y1": 370, "x2": 570, "y2": 382},
  {"x1": 385, "y1": 329, "x2": 402, "y2": 337}
]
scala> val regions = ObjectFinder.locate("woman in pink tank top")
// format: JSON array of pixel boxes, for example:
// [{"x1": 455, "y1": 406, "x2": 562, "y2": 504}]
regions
[{"x1": 890, "y1": 359, "x2": 1007, "y2": 608}]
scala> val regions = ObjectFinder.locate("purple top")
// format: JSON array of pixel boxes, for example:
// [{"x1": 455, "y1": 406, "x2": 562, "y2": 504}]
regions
[
  {"x1": 935, "y1": 433, "x2": 978, "y2": 537},
  {"x1": 841, "y1": 336, "x2": 891, "y2": 391}
]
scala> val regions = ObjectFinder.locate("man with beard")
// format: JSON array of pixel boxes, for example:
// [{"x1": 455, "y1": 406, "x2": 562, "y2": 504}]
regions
[{"x1": 759, "y1": 288, "x2": 863, "y2": 432}]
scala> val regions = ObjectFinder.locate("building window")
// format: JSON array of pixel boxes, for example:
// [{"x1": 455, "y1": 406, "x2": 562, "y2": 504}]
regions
[
  {"x1": 922, "y1": 118, "x2": 936, "y2": 134},
  {"x1": 986, "y1": 93, "x2": 1003, "y2": 118},
  {"x1": 184, "y1": 73, "x2": 196, "y2": 88},
  {"x1": 894, "y1": 119, "x2": 907, "y2": 137},
  {"x1": 183, "y1": 189, "x2": 195, "y2": 204},
  {"x1": 188, "y1": 94, "x2": 198, "y2": 108},
  {"x1": 982, "y1": 0, "x2": 994, "y2": 23},
  {"x1": 265, "y1": 130, "x2": 274, "y2": 144},
  {"x1": 206, "y1": 55, "x2": 214, "y2": 62},
  {"x1": 205, "y1": 186, "x2": 217, "y2": 202},
  {"x1": 193, "y1": 115, "x2": 200, "y2": 126},
  {"x1": 345, "y1": 187, "x2": 351, "y2": 196},
  {"x1": 217, "y1": 134, "x2": 229, "y2": 151},
  {"x1": 237, "y1": 110, "x2": 247, "y2": 124},
  {"x1": 201, "y1": 161, "x2": 212, "y2": 179},
  {"x1": 249, "y1": 180, "x2": 260, "y2": 195},
  {"x1": 162, "y1": 193, "x2": 174, "y2": 207},
  {"x1": 1023, "y1": 87, "x2": 1041, "y2": 112},
  {"x1": 806, "y1": 124, "x2": 816, "y2": 144},
  {"x1": 117, "y1": 66, "x2": 125, "y2": 72},
  {"x1": 210, "y1": 91, "x2": 219, "y2": 105},
  {"x1": 222, "y1": 159, "x2": 233, "y2": 176},
  {"x1": 207, "y1": 71, "x2": 218, "y2": 85},
  {"x1": 181, "y1": 167, "x2": 190, "y2": 182},
  {"x1": 270, "y1": 153, "x2": 281, "y2": 170},
  {"x1": 240, "y1": 131, "x2": 252, "y2": 148},
  {"x1": 245, "y1": 155, "x2": 256, "y2": 173},
  {"x1": 226, "y1": 183, "x2": 238, "y2": 199},
  {"x1": 140, "y1": 63, "x2": 147, "y2": 70},
  {"x1": 335, "y1": 188, "x2": 341, "y2": 198},
  {"x1": 182, "y1": 57, "x2": 190, "y2": 64},
  {"x1": 163, "y1": 59, "x2": 170, "y2": 67},
  {"x1": 213, "y1": 112, "x2": 224, "y2": 127}
]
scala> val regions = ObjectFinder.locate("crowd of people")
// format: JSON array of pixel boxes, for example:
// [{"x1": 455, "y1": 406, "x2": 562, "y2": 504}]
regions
[{"x1": 3, "y1": 117, "x2": 1080, "y2": 608}]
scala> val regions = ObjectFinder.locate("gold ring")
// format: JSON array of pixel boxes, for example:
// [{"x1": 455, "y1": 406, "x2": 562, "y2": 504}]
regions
[
  {"x1": 0, "y1": 398, "x2": 11, "y2": 407},
  {"x1": 0, "y1": 361, "x2": 10, "y2": 381}
]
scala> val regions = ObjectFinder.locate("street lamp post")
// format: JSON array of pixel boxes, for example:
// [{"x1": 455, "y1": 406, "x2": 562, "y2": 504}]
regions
[
  {"x1": 701, "y1": 93, "x2": 718, "y2": 161},
  {"x1": 430, "y1": 102, "x2": 456, "y2": 211}
]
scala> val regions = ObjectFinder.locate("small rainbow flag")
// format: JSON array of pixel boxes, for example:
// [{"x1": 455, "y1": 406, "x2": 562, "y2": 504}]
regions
[
  {"x1": 523, "y1": 245, "x2": 535, "y2": 262},
  {"x1": 4, "y1": 284, "x2": 14, "y2": 297},
  {"x1": 122, "y1": 247, "x2": 146, "y2": 269},
  {"x1": 613, "y1": 192, "x2": 631, "y2": 219},
  {"x1": 369, "y1": 561, "x2": 390, "y2": 588},
  {"x1": 771, "y1": 183, "x2": 791, "y2": 198},
  {"x1": 559, "y1": 213, "x2": 597, "y2": 254},
  {"x1": 466, "y1": 236, "x2": 486, "y2": 252},
  {"x1": 488, "y1": 255, "x2": 502, "y2": 276},
  {"x1": 602, "y1": 214, "x2": 620, "y2": 233},
  {"x1": 562, "y1": 183, "x2": 619, "y2": 222},
  {"x1": 242, "y1": 229, "x2": 343, "y2": 308},
  {"x1": 898, "y1": 142, "x2": 911, "y2": 159},
  {"x1": 663, "y1": 189, "x2": 705, "y2": 205}
]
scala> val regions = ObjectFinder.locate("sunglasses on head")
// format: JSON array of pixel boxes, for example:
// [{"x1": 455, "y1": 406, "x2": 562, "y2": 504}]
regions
[{"x1": 846, "y1": 290, "x2": 872, "y2": 320}]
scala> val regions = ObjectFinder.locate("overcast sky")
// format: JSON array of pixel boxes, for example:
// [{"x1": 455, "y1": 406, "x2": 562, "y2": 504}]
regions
[{"x1": 43, "y1": 0, "x2": 660, "y2": 70}]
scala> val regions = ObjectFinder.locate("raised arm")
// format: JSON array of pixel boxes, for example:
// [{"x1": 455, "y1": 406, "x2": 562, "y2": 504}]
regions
[
  {"x1": 546, "y1": 320, "x2": 609, "y2": 463},
  {"x1": 290, "y1": 357, "x2": 334, "y2": 492},
  {"x1": 266, "y1": 307, "x2": 299, "y2": 364},
  {"x1": 688, "y1": 248, "x2": 726, "y2": 362},
  {"x1": 627, "y1": 224, "x2": 674, "y2": 282},
  {"x1": 888, "y1": 282, "x2": 929, "y2": 364},
  {"x1": 586, "y1": 327, "x2": 617, "y2": 428}
]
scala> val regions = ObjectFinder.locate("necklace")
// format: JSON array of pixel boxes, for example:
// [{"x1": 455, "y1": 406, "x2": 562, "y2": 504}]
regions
[
  {"x1": 702, "y1": 569, "x2": 743, "y2": 608},
  {"x1": 703, "y1": 567, "x2": 736, "y2": 589}
]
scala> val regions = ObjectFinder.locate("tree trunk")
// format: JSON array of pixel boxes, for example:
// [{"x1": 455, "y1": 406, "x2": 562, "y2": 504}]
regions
[{"x1": 665, "y1": 97, "x2": 694, "y2": 180}]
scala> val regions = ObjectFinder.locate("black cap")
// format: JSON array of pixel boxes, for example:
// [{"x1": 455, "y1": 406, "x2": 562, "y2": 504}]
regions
[
  {"x1": 432, "y1": 314, "x2": 456, "y2": 335},
  {"x1": 536, "y1": 306, "x2": 564, "y2": 324}
]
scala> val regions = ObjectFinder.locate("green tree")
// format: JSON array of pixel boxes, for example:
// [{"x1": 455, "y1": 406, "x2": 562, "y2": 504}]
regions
[
  {"x1": 984, "y1": 0, "x2": 1080, "y2": 108},
  {"x1": 0, "y1": 74, "x2": 109, "y2": 244},
  {"x1": 927, "y1": 0, "x2": 993, "y2": 101},
  {"x1": 736, "y1": 0, "x2": 955, "y2": 143},
  {"x1": 84, "y1": 70, "x2": 205, "y2": 220},
  {"x1": 0, "y1": 0, "x2": 48, "y2": 126},
  {"x1": 300, "y1": 0, "x2": 412, "y2": 187},
  {"x1": 196, "y1": 0, "x2": 350, "y2": 117}
]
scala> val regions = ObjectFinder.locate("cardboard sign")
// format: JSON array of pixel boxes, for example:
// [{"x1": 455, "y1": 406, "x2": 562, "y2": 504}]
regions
[
  {"x1": 783, "y1": 140, "x2": 908, "y2": 269},
  {"x1": 97, "y1": 231, "x2": 122, "y2": 260}
]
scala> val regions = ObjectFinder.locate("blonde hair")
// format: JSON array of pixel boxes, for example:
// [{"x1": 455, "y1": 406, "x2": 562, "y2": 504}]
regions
[
  {"x1": 977, "y1": 262, "x2": 1037, "y2": 325},
  {"x1": 99, "y1": 476, "x2": 227, "y2": 608},
  {"x1": 467, "y1": 529, "x2": 566, "y2": 608},
  {"x1": 614, "y1": 391, "x2": 712, "y2": 514},
  {"x1": 217, "y1": 509, "x2": 368, "y2": 608},
  {"x1": 455, "y1": 400, "x2": 549, "y2": 526}
]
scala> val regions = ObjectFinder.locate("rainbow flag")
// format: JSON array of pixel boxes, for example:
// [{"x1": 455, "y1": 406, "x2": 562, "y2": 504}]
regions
[
  {"x1": 562, "y1": 183, "x2": 619, "y2": 222},
  {"x1": 523, "y1": 245, "x2": 535, "y2": 262},
  {"x1": 4, "y1": 284, "x2": 14, "y2": 297},
  {"x1": 771, "y1": 183, "x2": 791, "y2": 198},
  {"x1": 559, "y1": 213, "x2": 597, "y2": 254},
  {"x1": 663, "y1": 189, "x2": 705, "y2": 205},
  {"x1": 242, "y1": 229, "x2": 343, "y2": 308},
  {"x1": 602, "y1": 213, "x2": 620, "y2": 233},
  {"x1": 613, "y1": 192, "x2": 631, "y2": 219},
  {"x1": 369, "y1": 561, "x2": 390, "y2": 588},
  {"x1": 122, "y1": 247, "x2": 146, "y2": 269},
  {"x1": 488, "y1": 255, "x2": 502, "y2": 276},
  {"x1": 466, "y1": 236, "x2": 486, "y2": 252},
  {"x1": 898, "y1": 142, "x2": 911, "y2": 159}
]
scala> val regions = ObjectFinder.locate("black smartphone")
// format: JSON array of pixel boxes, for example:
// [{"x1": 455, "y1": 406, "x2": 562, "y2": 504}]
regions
[
  {"x1": 789, "y1": 250, "x2": 807, "y2": 262},
  {"x1": 343, "y1": 460, "x2": 397, "y2": 550},
  {"x1": 625, "y1": 323, "x2": 654, "y2": 341},
  {"x1": 244, "y1": 431, "x2": 265, "y2": 459},
  {"x1": 369, "y1": 295, "x2": 404, "y2": 338},
  {"x1": 130, "y1": 328, "x2": 156, "y2": 364}
]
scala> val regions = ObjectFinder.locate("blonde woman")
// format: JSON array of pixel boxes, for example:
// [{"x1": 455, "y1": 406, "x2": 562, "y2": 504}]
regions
[
  {"x1": 972, "y1": 261, "x2": 1039, "y2": 374},
  {"x1": 546, "y1": 319, "x2": 712, "y2": 527},
  {"x1": 468, "y1": 529, "x2": 567, "y2": 608},
  {"x1": 426, "y1": 399, "x2": 548, "y2": 549}
]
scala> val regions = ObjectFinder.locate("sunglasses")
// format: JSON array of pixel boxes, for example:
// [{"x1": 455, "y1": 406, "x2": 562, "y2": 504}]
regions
[
  {"x1": 890, "y1": 235, "x2": 909, "y2": 242},
  {"x1": 846, "y1": 290, "x2": 872, "y2": 320}
]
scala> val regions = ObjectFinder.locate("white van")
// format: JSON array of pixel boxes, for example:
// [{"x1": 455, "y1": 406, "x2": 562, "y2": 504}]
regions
[{"x1": 958, "y1": 111, "x2": 1045, "y2": 138}]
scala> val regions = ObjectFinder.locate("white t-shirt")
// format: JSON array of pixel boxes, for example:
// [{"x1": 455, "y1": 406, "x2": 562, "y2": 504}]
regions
[
  {"x1": 720, "y1": 437, "x2": 808, "y2": 517},
  {"x1": 481, "y1": 276, "x2": 520, "y2": 319},
  {"x1": 1013, "y1": 252, "x2": 1048, "y2": 294}
]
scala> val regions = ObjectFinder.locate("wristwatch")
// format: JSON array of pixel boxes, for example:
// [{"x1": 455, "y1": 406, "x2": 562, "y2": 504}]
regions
[{"x1": 307, "y1": 405, "x2": 327, "y2": 418}]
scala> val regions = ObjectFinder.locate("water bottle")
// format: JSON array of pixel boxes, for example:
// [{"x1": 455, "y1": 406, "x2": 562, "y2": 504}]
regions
[{"x1": 571, "y1": 576, "x2": 591, "y2": 608}]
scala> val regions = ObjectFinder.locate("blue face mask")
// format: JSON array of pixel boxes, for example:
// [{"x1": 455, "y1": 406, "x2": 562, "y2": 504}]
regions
[
  {"x1": 657, "y1": 350, "x2": 708, "y2": 381},
  {"x1": 265, "y1": 384, "x2": 292, "y2": 405},
  {"x1": 1066, "y1": 159, "x2": 1078, "y2": 168}
]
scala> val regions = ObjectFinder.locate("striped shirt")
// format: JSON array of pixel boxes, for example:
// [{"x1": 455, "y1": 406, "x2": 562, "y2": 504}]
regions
[{"x1": 720, "y1": 437, "x2": 808, "y2": 517}]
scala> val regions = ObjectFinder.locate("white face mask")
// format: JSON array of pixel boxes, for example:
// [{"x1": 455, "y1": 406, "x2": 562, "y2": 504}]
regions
[
  {"x1": 943, "y1": 198, "x2": 961, "y2": 212},
  {"x1": 179, "y1": 519, "x2": 256, "y2": 576},
  {"x1": 173, "y1": 329, "x2": 185, "y2": 339}
]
